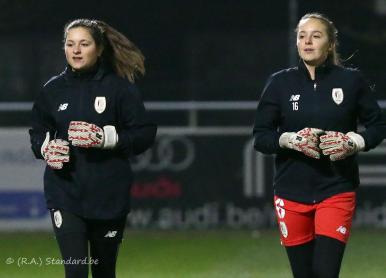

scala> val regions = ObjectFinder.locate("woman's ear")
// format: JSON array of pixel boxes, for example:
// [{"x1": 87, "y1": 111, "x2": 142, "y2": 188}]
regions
[{"x1": 329, "y1": 43, "x2": 335, "y2": 52}]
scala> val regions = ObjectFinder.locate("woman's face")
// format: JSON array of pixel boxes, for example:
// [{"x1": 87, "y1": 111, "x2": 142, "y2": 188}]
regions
[
  {"x1": 64, "y1": 27, "x2": 102, "y2": 71},
  {"x1": 296, "y1": 18, "x2": 331, "y2": 67}
]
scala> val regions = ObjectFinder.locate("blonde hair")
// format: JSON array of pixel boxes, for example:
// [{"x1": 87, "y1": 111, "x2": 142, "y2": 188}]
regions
[
  {"x1": 296, "y1": 13, "x2": 341, "y2": 66},
  {"x1": 64, "y1": 19, "x2": 145, "y2": 83}
]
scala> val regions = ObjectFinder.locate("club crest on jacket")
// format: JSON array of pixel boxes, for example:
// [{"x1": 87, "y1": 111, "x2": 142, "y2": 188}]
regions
[
  {"x1": 94, "y1": 97, "x2": 106, "y2": 113},
  {"x1": 332, "y1": 88, "x2": 344, "y2": 105},
  {"x1": 53, "y1": 210, "x2": 62, "y2": 228}
]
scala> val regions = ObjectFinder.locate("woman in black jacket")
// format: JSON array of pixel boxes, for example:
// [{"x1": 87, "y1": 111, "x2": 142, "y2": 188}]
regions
[
  {"x1": 253, "y1": 13, "x2": 385, "y2": 278},
  {"x1": 29, "y1": 19, "x2": 157, "y2": 278}
]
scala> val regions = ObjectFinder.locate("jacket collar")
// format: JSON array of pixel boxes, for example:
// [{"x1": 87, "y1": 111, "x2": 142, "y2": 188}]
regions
[
  {"x1": 298, "y1": 59, "x2": 334, "y2": 81},
  {"x1": 63, "y1": 61, "x2": 109, "y2": 82}
]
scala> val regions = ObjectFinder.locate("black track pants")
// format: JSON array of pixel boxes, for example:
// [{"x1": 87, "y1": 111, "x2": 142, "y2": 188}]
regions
[{"x1": 50, "y1": 209, "x2": 126, "y2": 278}]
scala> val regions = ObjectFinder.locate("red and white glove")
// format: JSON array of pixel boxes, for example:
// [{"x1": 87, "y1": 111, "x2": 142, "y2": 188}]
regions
[
  {"x1": 68, "y1": 121, "x2": 118, "y2": 149},
  {"x1": 41, "y1": 132, "x2": 70, "y2": 170},
  {"x1": 279, "y1": 127, "x2": 324, "y2": 159},
  {"x1": 319, "y1": 131, "x2": 365, "y2": 161}
]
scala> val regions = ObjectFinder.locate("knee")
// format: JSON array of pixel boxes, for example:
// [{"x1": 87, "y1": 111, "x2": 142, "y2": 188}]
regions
[
  {"x1": 65, "y1": 264, "x2": 88, "y2": 278},
  {"x1": 312, "y1": 261, "x2": 339, "y2": 278},
  {"x1": 91, "y1": 262, "x2": 116, "y2": 278}
]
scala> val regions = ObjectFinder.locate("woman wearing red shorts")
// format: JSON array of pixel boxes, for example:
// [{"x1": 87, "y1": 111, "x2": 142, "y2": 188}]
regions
[{"x1": 253, "y1": 13, "x2": 385, "y2": 278}]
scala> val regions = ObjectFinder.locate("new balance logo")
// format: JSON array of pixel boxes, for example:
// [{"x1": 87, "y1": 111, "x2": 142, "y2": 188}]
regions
[
  {"x1": 289, "y1": 94, "x2": 300, "y2": 101},
  {"x1": 104, "y1": 231, "x2": 117, "y2": 238},
  {"x1": 336, "y1": 226, "x2": 347, "y2": 235},
  {"x1": 58, "y1": 103, "x2": 68, "y2": 111}
]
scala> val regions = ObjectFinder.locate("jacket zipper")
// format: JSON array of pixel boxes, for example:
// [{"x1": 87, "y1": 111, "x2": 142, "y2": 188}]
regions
[
  {"x1": 78, "y1": 82, "x2": 85, "y2": 118},
  {"x1": 313, "y1": 82, "x2": 317, "y2": 91}
]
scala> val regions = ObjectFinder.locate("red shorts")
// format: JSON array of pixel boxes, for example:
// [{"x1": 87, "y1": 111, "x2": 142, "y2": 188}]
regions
[{"x1": 274, "y1": 192, "x2": 356, "y2": 246}]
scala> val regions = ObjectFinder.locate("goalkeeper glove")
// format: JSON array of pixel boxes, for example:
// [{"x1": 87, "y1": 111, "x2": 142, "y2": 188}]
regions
[
  {"x1": 279, "y1": 127, "x2": 324, "y2": 159},
  {"x1": 41, "y1": 132, "x2": 70, "y2": 169},
  {"x1": 319, "y1": 131, "x2": 365, "y2": 161},
  {"x1": 68, "y1": 121, "x2": 118, "y2": 149}
]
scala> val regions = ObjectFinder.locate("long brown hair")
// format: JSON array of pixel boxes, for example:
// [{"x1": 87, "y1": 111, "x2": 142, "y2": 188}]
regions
[
  {"x1": 296, "y1": 13, "x2": 341, "y2": 66},
  {"x1": 64, "y1": 19, "x2": 145, "y2": 83}
]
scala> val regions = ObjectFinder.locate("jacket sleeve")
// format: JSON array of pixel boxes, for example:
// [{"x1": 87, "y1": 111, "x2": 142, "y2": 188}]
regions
[
  {"x1": 29, "y1": 88, "x2": 56, "y2": 159},
  {"x1": 355, "y1": 73, "x2": 386, "y2": 150},
  {"x1": 253, "y1": 74, "x2": 282, "y2": 154},
  {"x1": 115, "y1": 85, "x2": 157, "y2": 157}
]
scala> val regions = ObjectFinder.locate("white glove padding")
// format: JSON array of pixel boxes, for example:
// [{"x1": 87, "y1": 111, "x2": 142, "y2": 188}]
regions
[
  {"x1": 279, "y1": 127, "x2": 324, "y2": 159},
  {"x1": 319, "y1": 131, "x2": 365, "y2": 161},
  {"x1": 68, "y1": 121, "x2": 118, "y2": 149},
  {"x1": 41, "y1": 133, "x2": 70, "y2": 170}
]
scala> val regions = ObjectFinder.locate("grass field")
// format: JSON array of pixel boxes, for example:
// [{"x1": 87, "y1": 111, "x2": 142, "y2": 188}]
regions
[{"x1": 1, "y1": 229, "x2": 385, "y2": 277}]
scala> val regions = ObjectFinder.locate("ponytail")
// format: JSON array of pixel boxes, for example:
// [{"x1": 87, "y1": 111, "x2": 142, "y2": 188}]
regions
[{"x1": 96, "y1": 20, "x2": 145, "y2": 83}]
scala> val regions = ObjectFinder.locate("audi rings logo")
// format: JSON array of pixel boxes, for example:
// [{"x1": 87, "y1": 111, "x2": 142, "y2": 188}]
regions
[{"x1": 131, "y1": 136, "x2": 195, "y2": 171}]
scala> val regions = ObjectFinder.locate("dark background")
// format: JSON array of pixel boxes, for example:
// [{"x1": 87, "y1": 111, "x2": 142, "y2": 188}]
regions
[{"x1": 1, "y1": 0, "x2": 385, "y2": 105}]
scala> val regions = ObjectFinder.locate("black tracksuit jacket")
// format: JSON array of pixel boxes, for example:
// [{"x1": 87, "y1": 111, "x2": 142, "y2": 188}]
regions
[
  {"x1": 253, "y1": 61, "x2": 385, "y2": 204},
  {"x1": 29, "y1": 64, "x2": 157, "y2": 219}
]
